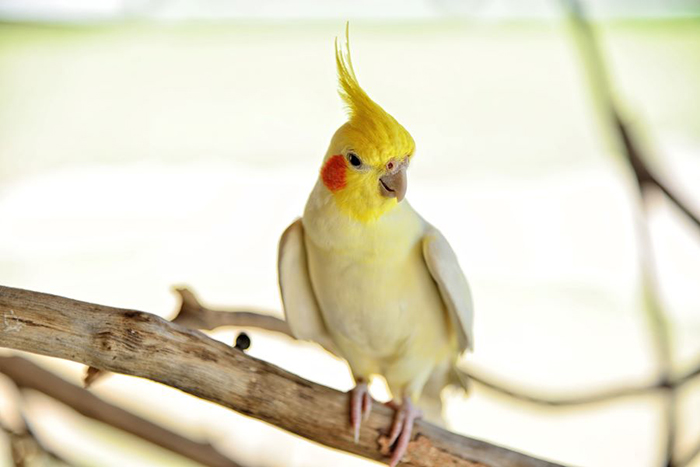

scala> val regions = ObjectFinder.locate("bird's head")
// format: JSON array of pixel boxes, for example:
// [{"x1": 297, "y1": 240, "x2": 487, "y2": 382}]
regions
[{"x1": 319, "y1": 28, "x2": 415, "y2": 224}]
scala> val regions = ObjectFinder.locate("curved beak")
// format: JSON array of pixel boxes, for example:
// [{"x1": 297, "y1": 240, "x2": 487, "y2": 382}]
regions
[{"x1": 379, "y1": 165, "x2": 407, "y2": 202}]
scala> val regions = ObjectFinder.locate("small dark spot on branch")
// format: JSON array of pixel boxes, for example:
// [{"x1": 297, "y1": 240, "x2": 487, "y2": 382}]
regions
[{"x1": 234, "y1": 332, "x2": 251, "y2": 351}]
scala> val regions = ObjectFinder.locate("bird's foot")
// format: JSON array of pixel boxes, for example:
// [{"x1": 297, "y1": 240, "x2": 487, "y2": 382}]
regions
[
  {"x1": 378, "y1": 398, "x2": 422, "y2": 467},
  {"x1": 350, "y1": 380, "x2": 372, "y2": 443}
]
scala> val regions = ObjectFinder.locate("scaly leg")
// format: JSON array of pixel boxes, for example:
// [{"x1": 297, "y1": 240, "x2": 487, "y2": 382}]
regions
[
  {"x1": 383, "y1": 397, "x2": 422, "y2": 467},
  {"x1": 350, "y1": 379, "x2": 372, "y2": 443}
]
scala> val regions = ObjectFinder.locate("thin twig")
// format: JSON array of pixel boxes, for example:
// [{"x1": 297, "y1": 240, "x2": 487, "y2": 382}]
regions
[
  {"x1": 0, "y1": 284, "x2": 563, "y2": 467},
  {"x1": 650, "y1": 173, "x2": 700, "y2": 231},
  {"x1": 170, "y1": 287, "x2": 700, "y2": 405},
  {"x1": 638, "y1": 191, "x2": 676, "y2": 467},
  {"x1": 83, "y1": 365, "x2": 107, "y2": 388},
  {"x1": 172, "y1": 287, "x2": 293, "y2": 337},
  {"x1": 463, "y1": 367, "x2": 655, "y2": 407}
]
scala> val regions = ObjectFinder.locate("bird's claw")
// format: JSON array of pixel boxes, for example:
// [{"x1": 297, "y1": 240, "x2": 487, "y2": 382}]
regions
[
  {"x1": 350, "y1": 381, "x2": 372, "y2": 443},
  {"x1": 378, "y1": 398, "x2": 422, "y2": 467}
]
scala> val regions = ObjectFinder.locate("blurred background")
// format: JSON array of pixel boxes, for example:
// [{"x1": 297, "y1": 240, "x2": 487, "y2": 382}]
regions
[{"x1": 1, "y1": 1, "x2": 700, "y2": 466}]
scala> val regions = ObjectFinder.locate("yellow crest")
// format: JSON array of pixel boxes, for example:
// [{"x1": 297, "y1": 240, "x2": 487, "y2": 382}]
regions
[{"x1": 334, "y1": 25, "x2": 415, "y2": 166}]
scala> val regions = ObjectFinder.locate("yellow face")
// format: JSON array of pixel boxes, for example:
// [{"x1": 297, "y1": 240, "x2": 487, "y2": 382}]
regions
[
  {"x1": 321, "y1": 122, "x2": 415, "y2": 223},
  {"x1": 321, "y1": 29, "x2": 416, "y2": 223}
]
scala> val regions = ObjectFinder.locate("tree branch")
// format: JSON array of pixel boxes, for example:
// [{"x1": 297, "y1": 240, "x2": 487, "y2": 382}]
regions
[
  {"x1": 0, "y1": 355, "x2": 242, "y2": 467},
  {"x1": 0, "y1": 285, "x2": 562, "y2": 467}
]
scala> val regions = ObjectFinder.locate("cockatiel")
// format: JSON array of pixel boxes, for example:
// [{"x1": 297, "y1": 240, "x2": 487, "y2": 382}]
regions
[{"x1": 278, "y1": 28, "x2": 473, "y2": 466}]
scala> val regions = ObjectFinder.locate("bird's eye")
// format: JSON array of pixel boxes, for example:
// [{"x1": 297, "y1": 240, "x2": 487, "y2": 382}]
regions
[{"x1": 347, "y1": 152, "x2": 362, "y2": 167}]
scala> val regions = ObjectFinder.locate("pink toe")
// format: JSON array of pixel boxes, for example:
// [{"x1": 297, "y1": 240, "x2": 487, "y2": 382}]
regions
[
  {"x1": 350, "y1": 382, "x2": 369, "y2": 443},
  {"x1": 386, "y1": 407, "x2": 406, "y2": 447},
  {"x1": 389, "y1": 412, "x2": 416, "y2": 466},
  {"x1": 387, "y1": 399, "x2": 422, "y2": 467},
  {"x1": 362, "y1": 391, "x2": 372, "y2": 421}
]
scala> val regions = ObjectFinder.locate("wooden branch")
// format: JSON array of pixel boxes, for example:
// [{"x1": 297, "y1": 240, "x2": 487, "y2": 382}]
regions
[
  {"x1": 0, "y1": 356, "x2": 242, "y2": 467},
  {"x1": 0, "y1": 285, "x2": 563, "y2": 467},
  {"x1": 83, "y1": 287, "x2": 296, "y2": 389}
]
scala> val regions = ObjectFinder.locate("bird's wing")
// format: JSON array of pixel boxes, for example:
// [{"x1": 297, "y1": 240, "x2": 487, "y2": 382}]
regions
[
  {"x1": 278, "y1": 219, "x2": 339, "y2": 356},
  {"x1": 421, "y1": 224, "x2": 474, "y2": 353}
]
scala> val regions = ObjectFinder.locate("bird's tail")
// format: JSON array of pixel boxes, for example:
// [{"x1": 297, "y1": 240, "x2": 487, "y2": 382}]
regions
[
  {"x1": 417, "y1": 362, "x2": 471, "y2": 427},
  {"x1": 450, "y1": 365, "x2": 472, "y2": 394}
]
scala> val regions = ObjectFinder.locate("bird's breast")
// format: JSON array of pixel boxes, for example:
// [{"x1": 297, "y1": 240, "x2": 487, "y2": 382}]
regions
[
  {"x1": 302, "y1": 185, "x2": 450, "y2": 360},
  {"x1": 305, "y1": 237, "x2": 447, "y2": 359}
]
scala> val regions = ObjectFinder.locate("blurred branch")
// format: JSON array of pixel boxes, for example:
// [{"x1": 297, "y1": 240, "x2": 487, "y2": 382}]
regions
[
  {"x1": 677, "y1": 438, "x2": 700, "y2": 467},
  {"x1": 0, "y1": 285, "x2": 563, "y2": 467},
  {"x1": 561, "y1": 0, "x2": 700, "y2": 231},
  {"x1": 1, "y1": 421, "x2": 74, "y2": 466},
  {"x1": 172, "y1": 287, "x2": 293, "y2": 337},
  {"x1": 559, "y1": 1, "x2": 700, "y2": 465},
  {"x1": 170, "y1": 288, "x2": 290, "y2": 335},
  {"x1": 0, "y1": 355, "x2": 243, "y2": 467},
  {"x1": 618, "y1": 119, "x2": 700, "y2": 230},
  {"x1": 464, "y1": 367, "x2": 657, "y2": 407},
  {"x1": 0, "y1": 386, "x2": 74, "y2": 466},
  {"x1": 169, "y1": 287, "x2": 700, "y2": 405}
]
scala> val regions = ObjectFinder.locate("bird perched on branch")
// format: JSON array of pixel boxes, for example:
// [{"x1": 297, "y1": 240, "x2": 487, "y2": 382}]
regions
[{"x1": 278, "y1": 26, "x2": 474, "y2": 466}]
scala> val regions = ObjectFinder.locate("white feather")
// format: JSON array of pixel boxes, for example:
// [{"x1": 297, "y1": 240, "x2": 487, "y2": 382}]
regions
[
  {"x1": 278, "y1": 218, "x2": 339, "y2": 356},
  {"x1": 422, "y1": 225, "x2": 475, "y2": 352}
]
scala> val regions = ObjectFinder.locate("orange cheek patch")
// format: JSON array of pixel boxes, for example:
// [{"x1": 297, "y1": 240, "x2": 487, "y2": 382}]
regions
[{"x1": 321, "y1": 155, "x2": 347, "y2": 192}]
